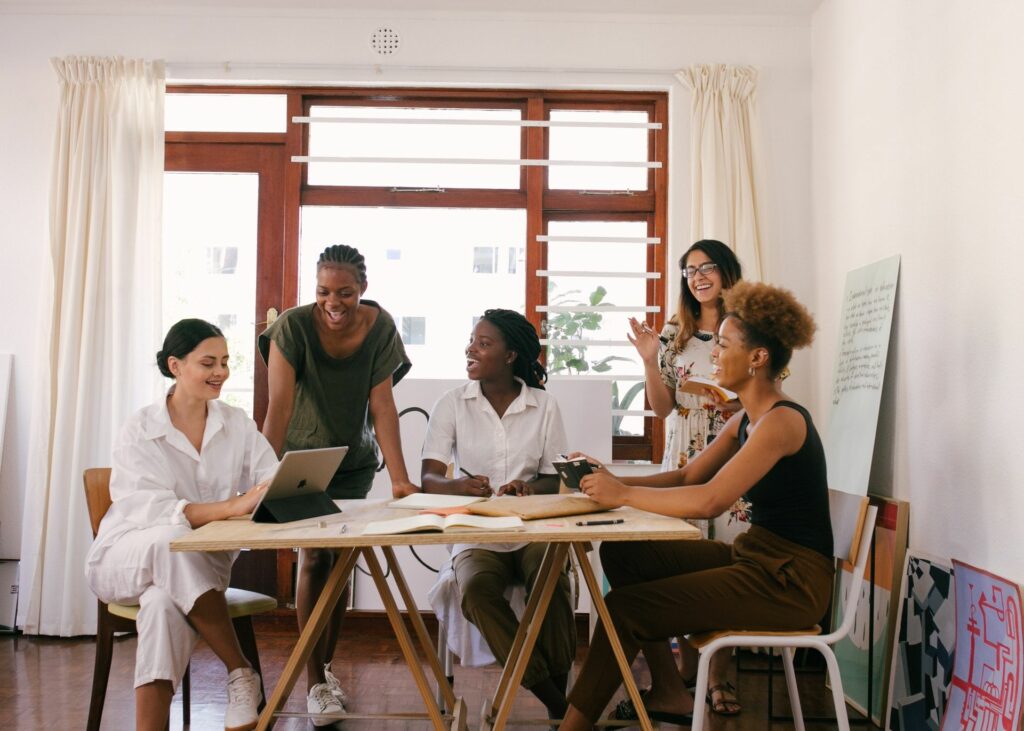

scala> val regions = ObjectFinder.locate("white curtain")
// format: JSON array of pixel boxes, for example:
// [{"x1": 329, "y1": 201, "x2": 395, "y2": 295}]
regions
[
  {"x1": 676, "y1": 64, "x2": 765, "y2": 280},
  {"x1": 18, "y1": 57, "x2": 165, "y2": 636}
]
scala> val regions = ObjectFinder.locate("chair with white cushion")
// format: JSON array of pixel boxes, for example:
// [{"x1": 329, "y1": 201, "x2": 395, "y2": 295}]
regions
[
  {"x1": 687, "y1": 489, "x2": 878, "y2": 731},
  {"x1": 83, "y1": 467, "x2": 278, "y2": 731}
]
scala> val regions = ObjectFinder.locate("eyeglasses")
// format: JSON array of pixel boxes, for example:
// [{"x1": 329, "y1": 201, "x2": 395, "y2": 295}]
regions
[{"x1": 682, "y1": 262, "x2": 719, "y2": 279}]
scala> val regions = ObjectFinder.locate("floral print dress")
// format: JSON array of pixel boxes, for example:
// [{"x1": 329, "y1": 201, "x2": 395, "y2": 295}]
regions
[{"x1": 658, "y1": 321, "x2": 730, "y2": 472}]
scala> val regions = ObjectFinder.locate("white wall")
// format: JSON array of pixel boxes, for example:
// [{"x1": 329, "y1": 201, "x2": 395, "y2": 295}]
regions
[
  {"x1": 0, "y1": 5, "x2": 814, "y2": 562},
  {"x1": 811, "y1": 0, "x2": 1024, "y2": 581}
]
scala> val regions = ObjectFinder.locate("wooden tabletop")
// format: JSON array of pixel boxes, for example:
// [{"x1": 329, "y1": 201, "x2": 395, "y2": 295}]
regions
[{"x1": 170, "y1": 499, "x2": 701, "y2": 552}]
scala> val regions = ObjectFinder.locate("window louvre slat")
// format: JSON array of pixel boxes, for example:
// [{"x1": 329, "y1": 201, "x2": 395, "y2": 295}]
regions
[
  {"x1": 293, "y1": 155, "x2": 661, "y2": 169},
  {"x1": 537, "y1": 269, "x2": 661, "y2": 279},
  {"x1": 295, "y1": 115, "x2": 661, "y2": 130}
]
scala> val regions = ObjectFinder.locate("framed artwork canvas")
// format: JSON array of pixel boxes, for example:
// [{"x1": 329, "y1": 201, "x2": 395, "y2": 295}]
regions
[
  {"x1": 885, "y1": 551, "x2": 956, "y2": 731},
  {"x1": 831, "y1": 495, "x2": 910, "y2": 724},
  {"x1": 939, "y1": 560, "x2": 1023, "y2": 731}
]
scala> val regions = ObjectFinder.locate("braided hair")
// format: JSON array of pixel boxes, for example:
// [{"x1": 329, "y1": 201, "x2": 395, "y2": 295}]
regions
[
  {"x1": 480, "y1": 309, "x2": 547, "y2": 390},
  {"x1": 317, "y1": 244, "x2": 367, "y2": 283}
]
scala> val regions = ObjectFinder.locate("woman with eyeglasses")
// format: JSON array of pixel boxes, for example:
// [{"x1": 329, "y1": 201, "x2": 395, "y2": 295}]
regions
[{"x1": 622, "y1": 239, "x2": 744, "y2": 717}]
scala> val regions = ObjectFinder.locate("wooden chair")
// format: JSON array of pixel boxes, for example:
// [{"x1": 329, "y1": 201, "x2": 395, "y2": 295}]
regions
[
  {"x1": 83, "y1": 467, "x2": 277, "y2": 731},
  {"x1": 688, "y1": 490, "x2": 878, "y2": 731}
]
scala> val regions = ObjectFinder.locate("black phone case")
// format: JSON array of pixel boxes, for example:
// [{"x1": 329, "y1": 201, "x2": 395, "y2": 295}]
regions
[{"x1": 553, "y1": 458, "x2": 593, "y2": 490}]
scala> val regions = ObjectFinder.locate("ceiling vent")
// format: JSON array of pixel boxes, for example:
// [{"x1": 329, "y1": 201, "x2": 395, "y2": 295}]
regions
[{"x1": 370, "y1": 27, "x2": 401, "y2": 56}]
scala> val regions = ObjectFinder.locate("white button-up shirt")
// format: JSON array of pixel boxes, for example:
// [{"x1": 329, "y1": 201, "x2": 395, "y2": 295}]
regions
[
  {"x1": 421, "y1": 378, "x2": 568, "y2": 556},
  {"x1": 86, "y1": 394, "x2": 279, "y2": 568}
]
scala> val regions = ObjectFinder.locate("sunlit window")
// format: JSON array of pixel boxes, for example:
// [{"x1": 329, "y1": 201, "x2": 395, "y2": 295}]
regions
[{"x1": 164, "y1": 88, "x2": 666, "y2": 460}]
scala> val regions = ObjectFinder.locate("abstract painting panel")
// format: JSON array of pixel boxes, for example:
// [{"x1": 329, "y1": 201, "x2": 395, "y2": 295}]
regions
[
  {"x1": 940, "y1": 560, "x2": 1022, "y2": 731},
  {"x1": 886, "y1": 551, "x2": 956, "y2": 731}
]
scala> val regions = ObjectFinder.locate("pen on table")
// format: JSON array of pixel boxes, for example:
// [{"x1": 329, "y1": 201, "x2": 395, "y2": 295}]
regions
[{"x1": 576, "y1": 518, "x2": 625, "y2": 526}]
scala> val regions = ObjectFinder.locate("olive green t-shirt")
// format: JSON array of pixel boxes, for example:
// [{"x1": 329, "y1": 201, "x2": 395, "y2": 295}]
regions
[{"x1": 258, "y1": 301, "x2": 412, "y2": 498}]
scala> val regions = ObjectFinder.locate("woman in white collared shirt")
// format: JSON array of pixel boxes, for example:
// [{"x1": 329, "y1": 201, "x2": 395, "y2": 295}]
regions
[
  {"x1": 85, "y1": 319, "x2": 278, "y2": 731},
  {"x1": 421, "y1": 309, "x2": 573, "y2": 721}
]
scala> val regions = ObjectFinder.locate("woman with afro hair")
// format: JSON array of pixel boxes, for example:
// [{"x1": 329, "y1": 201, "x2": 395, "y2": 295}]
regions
[{"x1": 558, "y1": 282, "x2": 833, "y2": 729}]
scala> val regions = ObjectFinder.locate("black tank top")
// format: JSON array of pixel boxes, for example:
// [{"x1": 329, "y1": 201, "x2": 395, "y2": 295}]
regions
[{"x1": 738, "y1": 401, "x2": 833, "y2": 558}]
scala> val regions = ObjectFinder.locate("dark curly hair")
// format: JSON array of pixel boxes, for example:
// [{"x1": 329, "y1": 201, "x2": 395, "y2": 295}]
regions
[
  {"x1": 673, "y1": 239, "x2": 743, "y2": 349},
  {"x1": 721, "y1": 281, "x2": 816, "y2": 378},
  {"x1": 156, "y1": 318, "x2": 224, "y2": 379},
  {"x1": 317, "y1": 244, "x2": 367, "y2": 283},
  {"x1": 479, "y1": 309, "x2": 547, "y2": 390}
]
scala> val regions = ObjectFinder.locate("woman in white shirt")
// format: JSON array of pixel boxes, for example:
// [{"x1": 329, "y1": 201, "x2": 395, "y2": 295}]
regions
[
  {"x1": 421, "y1": 309, "x2": 573, "y2": 721},
  {"x1": 85, "y1": 319, "x2": 278, "y2": 731}
]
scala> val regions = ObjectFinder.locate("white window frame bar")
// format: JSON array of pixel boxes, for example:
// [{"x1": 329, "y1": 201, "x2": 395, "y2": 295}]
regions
[
  {"x1": 295, "y1": 115, "x2": 661, "y2": 130},
  {"x1": 538, "y1": 234, "x2": 661, "y2": 244},
  {"x1": 612, "y1": 409, "x2": 657, "y2": 417},
  {"x1": 548, "y1": 374, "x2": 645, "y2": 381},
  {"x1": 537, "y1": 270, "x2": 661, "y2": 279},
  {"x1": 537, "y1": 305, "x2": 660, "y2": 313},
  {"x1": 292, "y1": 155, "x2": 661, "y2": 168},
  {"x1": 541, "y1": 339, "x2": 631, "y2": 347}
]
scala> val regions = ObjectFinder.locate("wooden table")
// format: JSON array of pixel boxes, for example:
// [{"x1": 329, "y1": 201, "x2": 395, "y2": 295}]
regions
[{"x1": 171, "y1": 500, "x2": 701, "y2": 730}]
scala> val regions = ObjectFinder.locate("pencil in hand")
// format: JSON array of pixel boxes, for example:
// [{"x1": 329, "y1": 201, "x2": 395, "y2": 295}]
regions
[{"x1": 458, "y1": 467, "x2": 492, "y2": 497}]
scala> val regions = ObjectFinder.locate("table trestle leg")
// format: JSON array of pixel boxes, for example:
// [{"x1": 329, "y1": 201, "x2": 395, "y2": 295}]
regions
[
  {"x1": 570, "y1": 542, "x2": 652, "y2": 731},
  {"x1": 380, "y1": 545, "x2": 458, "y2": 711},
  {"x1": 257, "y1": 547, "x2": 359, "y2": 731},
  {"x1": 484, "y1": 542, "x2": 570, "y2": 730},
  {"x1": 362, "y1": 547, "x2": 449, "y2": 729}
]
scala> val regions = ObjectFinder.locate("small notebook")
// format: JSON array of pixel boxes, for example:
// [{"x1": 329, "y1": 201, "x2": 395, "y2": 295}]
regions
[
  {"x1": 362, "y1": 513, "x2": 524, "y2": 536},
  {"x1": 387, "y1": 493, "x2": 486, "y2": 510},
  {"x1": 678, "y1": 376, "x2": 737, "y2": 402}
]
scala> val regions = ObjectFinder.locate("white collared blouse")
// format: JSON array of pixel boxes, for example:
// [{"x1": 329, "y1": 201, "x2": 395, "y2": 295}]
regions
[
  {"x1": 86, "y1": 394, "x2": 279, "y2": 568},
  {"x1": 421, "y1": 378, "x2": 568, "y2": 556}
]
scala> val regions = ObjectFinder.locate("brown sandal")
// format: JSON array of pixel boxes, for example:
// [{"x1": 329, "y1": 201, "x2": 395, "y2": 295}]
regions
[{"x1": 706, "y1": 681, "x2": 741, "y2": 716}]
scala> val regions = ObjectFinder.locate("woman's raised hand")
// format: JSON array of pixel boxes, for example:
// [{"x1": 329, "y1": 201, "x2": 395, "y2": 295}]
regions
[{"x1": 626, "y1": 317, "x2": 662, "y2": 365}]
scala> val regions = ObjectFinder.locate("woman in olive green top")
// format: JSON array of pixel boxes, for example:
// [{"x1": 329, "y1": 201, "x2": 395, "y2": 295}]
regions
[{"x1": 259, "y1": 244, "x2": 418, "y2": 724}]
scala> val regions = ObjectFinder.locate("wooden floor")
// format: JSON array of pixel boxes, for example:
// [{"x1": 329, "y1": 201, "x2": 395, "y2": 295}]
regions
[{"x1": 0, "y1": 615, "x2": 871, "y2": 729}]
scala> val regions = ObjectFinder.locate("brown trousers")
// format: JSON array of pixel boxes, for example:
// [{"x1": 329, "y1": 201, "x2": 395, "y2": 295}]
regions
[
  {"x1": 567, "y1": 526, "x2": 835, "y2": 721},
  {"x1": 453, "y1": 543, "x2": 576, "y2": 689}
]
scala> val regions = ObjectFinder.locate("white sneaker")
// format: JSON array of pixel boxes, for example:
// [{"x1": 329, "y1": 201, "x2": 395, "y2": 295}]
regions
[
  {"x1": 224, "y1": 667, "x2": 262, "y2": 731},
  {"x1": 307, "y1": 682, "x2": 345, "y2": 727},
  {"x1": 324, "y1": 664, "x2": 350, "y2": 706}
]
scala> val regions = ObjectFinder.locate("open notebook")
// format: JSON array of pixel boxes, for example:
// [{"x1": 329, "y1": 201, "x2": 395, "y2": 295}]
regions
[{"x1": 362, "y1": 513, "x2": 524, "y2": 536}]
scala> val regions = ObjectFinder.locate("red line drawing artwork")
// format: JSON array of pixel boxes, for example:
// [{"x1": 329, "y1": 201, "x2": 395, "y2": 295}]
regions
[{"x1": 941, "y1": 560, "x2": 1023, "y2": 731}]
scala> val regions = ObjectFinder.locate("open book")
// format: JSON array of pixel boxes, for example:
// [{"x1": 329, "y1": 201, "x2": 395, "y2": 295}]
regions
[
  {"x1": 362, "y1": 513, "x2": 524, "y2": 536},
  {"x1": 679, "y1": 376, "x2": 737, "y2": 402}
]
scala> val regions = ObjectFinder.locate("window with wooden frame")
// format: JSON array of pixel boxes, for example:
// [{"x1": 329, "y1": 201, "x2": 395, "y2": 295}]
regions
[{"x1": 164, "y1": 86, "x2": 668, "y2": 463}]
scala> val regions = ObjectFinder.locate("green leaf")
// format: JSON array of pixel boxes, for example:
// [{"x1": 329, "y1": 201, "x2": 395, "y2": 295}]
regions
[
  {"x1": 589, "y1": 286, "x2": 607, "y2": 306},
  {"x1": 618, "y1": 381, "x2": 646, "y2": 411}
]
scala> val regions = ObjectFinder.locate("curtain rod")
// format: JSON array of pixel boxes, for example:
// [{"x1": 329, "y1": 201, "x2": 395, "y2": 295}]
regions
[{"x1": 166, "y1": 61, "x2": 681, "y2": 79}]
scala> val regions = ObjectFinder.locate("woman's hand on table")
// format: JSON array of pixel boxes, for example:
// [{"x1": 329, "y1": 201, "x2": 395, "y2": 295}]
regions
[
  {"x1": 497, "y1": 480, "x2": 532, "y2": 497},
  {"x1": 579, "y1": 472, "x2": 628, "y2": 507},
  {"x1": 391, "y1": 480, "x2": 421, "y2": 498}
]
